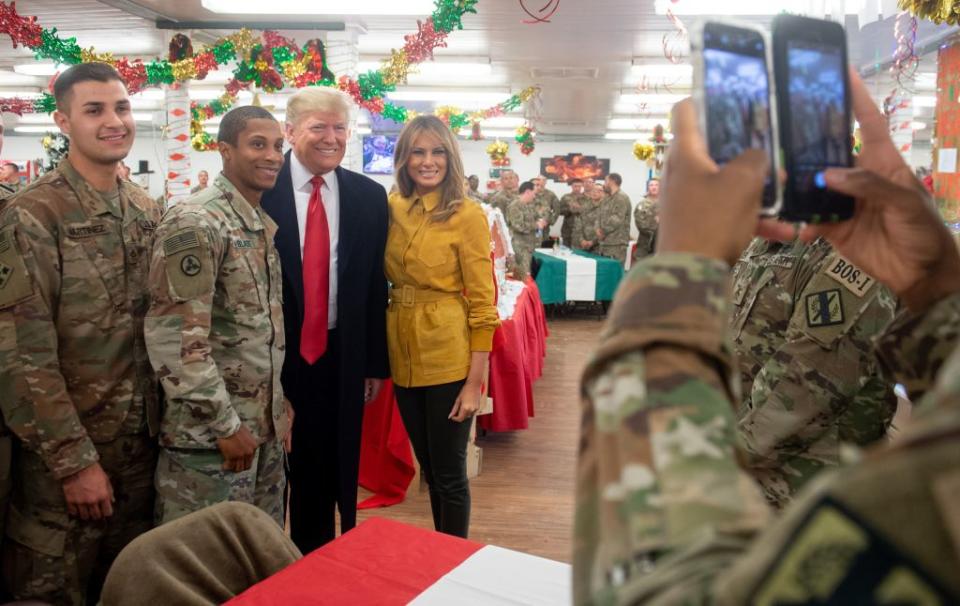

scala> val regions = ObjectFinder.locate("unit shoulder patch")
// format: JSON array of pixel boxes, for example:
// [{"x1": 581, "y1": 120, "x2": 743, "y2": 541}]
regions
[
  {"x1": 805, "y1": 289, "x2": 844, "y2": 328},
  {"x1": 162, "y1": 228, "x2": 212, "y2": 300},
  {"x1": 825, "y1": 255, "x2": 875, "y2": 298},
  {"x1": 0, "y1": 229, "x2": 34, "y2": 308},
  {"x1": 750, "y1": 497, "x2": 956, "y2": 604}
]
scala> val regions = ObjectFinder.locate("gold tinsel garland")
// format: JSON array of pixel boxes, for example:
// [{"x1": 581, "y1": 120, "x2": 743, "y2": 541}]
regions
[{"x1": 898, "y1": 0, "x2": 960, "y2": 24}]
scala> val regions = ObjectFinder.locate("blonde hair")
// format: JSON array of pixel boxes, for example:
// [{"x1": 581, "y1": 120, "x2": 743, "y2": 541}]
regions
[
  {"x1": 394, "y1": 115, "x2": 465, "y2": 223},
  {"x1": 286, "y1": 87, "x2": 352, "y2": 127}
]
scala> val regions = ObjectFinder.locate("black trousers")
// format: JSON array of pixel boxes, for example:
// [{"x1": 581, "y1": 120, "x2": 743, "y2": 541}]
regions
[
  {"x1": 287, "y1": 329, "x2": 359, "y2": 554},
  {"x1": 394, "y1": 380, "x2": 472, "y2": 538}
]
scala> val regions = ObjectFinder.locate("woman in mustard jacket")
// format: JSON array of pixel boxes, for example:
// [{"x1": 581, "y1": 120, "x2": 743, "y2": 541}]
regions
[{"x1": 385, "y1": 115, "x2": 499, "y2": 537}]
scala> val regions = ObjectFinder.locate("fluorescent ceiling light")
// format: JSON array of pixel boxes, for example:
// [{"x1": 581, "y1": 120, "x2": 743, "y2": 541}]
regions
[
  {"x1": 0, "y1": 90, "x2": 43, "y2": 98},
  {"x1": 481, "y1": 116, "x2": 525, "y2": 128},
  {"x1": 0, "y1": 71, "x2": 46, "y2": 85},
  {"x1": 912, "y1": 121, "x2": 927, "y2": 130},
  {"x1": 17, "y1": 112, "x2": 154, "y2": 124},
  {"x1": 14, "y1": 63, "x2": 64, "y2": 76},
  {"x1": 629, "y1": 63, "x2": 693, "y2": 84},
  {"x1": 202, "y1": 0, "x2": 435, "y2": 15},
  {"x1": 619, "y1": 93, "x2": 687, "y2": 105},
  {"x1": 387, "y1": 90, "x2": 512, "y2": 106},
  {"x1": 654, "y1": 0, "x2": 865, "y2": 15},
  {"x1": 15, "y1": 126, "x2": 61, "y2": 133},
  {"x1": 912, "y1": 95, "x2": 937, "y2": 108},
  {"x1": 605, "y1": 132, "x2": 651, "y2": 140},
  {"x1": 461, "y1": 129, "x2": 518, "y2": 138},
  {"x1": 356, "y1": 126, "x2": 372, "y2": 135},
  {"x1": 607, "y1": 118, "x2": 670, "y2": 130},
  {"x1": 358, "y1": 61, "x2": 492, "y2": 79}
]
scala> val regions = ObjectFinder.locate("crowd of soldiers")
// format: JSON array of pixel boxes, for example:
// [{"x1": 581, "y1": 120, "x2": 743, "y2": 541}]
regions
[{"x1": 473, "y1": 168, "x2": 662, "y2": 281}]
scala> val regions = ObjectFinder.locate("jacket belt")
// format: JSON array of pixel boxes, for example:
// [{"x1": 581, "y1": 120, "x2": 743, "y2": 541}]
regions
[{"x1": 390, "y1": 285, "x2": 461, "y2": 308}]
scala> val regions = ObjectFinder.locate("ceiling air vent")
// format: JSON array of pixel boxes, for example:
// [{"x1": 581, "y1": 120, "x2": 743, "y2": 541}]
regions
[{"x1": 530, "y1": 67, "x2": 600, "y2": 80}]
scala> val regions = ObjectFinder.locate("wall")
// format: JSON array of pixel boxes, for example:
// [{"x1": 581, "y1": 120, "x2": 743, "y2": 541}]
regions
[{"x1": 934, "y1": 41, "x2": 960, "y2": 222}]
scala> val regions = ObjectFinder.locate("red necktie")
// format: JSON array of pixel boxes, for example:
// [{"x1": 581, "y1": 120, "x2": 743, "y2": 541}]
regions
[{"x1": 301, "y1": 175, "x2": 330, "y2": 364}]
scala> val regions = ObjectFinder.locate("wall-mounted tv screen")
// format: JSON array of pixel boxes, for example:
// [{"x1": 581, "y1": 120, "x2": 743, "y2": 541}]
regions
[{"x1": 362, "y1": 135, "x2": 397, "y2": 175}]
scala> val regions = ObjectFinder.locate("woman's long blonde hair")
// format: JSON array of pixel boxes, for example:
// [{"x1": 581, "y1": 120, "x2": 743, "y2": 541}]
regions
[{"x1": 393, "y1": 115, "x2": 465, "y2": 223}]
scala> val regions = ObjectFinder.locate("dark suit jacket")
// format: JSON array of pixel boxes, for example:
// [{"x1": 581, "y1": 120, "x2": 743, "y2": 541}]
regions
[{"x1": 261, "y1": 153, "x2": 389, "y2": 519}]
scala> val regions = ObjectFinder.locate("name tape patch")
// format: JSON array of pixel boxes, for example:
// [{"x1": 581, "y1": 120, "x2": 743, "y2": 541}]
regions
[
  {"x1": 66, "y1": 223, "x2": 108, "y2": 239},
  {"x1": 826, "y1": 256, "x2": 874, "y2": 298}
]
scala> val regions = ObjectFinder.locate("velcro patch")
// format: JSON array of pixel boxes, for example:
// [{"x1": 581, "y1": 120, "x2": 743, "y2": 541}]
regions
[
  {"x1": 750, "y1": 498, "x2": 956, "y2": 604},
  {"x1": 65, "y1": 223, "x2": 108, "y2": 239},
  {"x1": 806, "y1": 289, "x2": 844, "y2": 328},
  {"x1": 825, "y1": 255, "x2": 875, "y2": 298},
  {"x1": 163, "y1": 230, "x2": 200, "y2": 256},
  {"x1": 233, "y1": 238, "x2": 254, "y2": 249}
]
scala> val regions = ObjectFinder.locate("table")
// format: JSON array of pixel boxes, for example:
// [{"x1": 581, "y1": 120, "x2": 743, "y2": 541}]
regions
[
  {"x1": 226, "y1": 518, "x2": 571, "y2": 606},
  {"x1": 533, "y1": 248, "x2": 624, "y2": 305},
  {"x1": 357, "y1": 279, "x2": 548, "y2": 508}
]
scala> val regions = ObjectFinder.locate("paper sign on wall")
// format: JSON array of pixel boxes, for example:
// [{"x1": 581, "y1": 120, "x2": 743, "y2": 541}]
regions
[{"x1": 938, "y1": 148, "x2": 958, "y2": 174}]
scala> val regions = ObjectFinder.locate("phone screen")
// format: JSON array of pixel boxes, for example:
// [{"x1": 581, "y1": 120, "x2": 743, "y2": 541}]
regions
[
  {"x1": 774, "y1": 15, "x2": 853, "y2": 222},
  {"x1": 703, "y1": 24, "x2": 777, "y2": 209},
  {"x1": 787, "y1": 41, "x2": 851, "y2": 199}
]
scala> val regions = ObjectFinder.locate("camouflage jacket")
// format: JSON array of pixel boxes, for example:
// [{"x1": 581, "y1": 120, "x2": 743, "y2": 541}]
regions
[
  {"x1": 558, "y1": 193, "x2": 588, "y2": 243},
  {"x1": 575, "y1": 253, "x2": 960, "y2": 604},
  {"x1": 534, "y1": 189, "x2": 560, "y2": 225},
  {"x1": 145, "y1": 174, "x2": 288, "y2": 449},
  {"x1": 573, "y1": 202, "x2": 603, "y2": 249},
  {"x1": 632, "y1": 197, "x2": 658, "y2": 257},
  {"x1": 488, "y1": 189, "x2": 519, "y2": 215},
  {"x1": 731, "y1": 237, "x2": 897, "y2": 508},
  {"x1": 0, "y1": 182, "x2": 18, "y2": 215},
  {"x1": 0, "y1": 159, "x2": 160, "y2": 479},
  {"x1": 505, "y1": 199, "x2": 542, "y2": 243},
  {"x1": 597, "y1": 191, "x2": 632, "y2": 247}
]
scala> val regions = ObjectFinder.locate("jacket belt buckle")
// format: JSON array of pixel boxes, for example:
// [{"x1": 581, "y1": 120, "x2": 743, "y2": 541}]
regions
[{"x1": 401, "y1": 285, "x2": 416, "y2": 307}]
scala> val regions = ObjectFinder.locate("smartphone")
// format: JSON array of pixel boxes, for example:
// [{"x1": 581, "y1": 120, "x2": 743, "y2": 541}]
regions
[
  {"x1": 692, "y1": 20, "x2": 781, "y2": 215},
  {"x1": 773, "y1": 14, "x2": 854, "y2": 223}
]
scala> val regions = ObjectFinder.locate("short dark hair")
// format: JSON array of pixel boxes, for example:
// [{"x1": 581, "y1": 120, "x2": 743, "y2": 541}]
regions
[
  {"x1": 218, "y1": 106, "x2": 277, "y2": 146},
  {"x1": 607, "y1": 173, "x2": 622, "y2": 187},
  {"x1": 519, "y1": 181, "x2": 535, "y2": 194},
  {"x1": 569, "y1": 178, "x2": 583, "y2": 185},
  {"x1": 54, "y1": 63, "x2": 125, "y2": 112}
]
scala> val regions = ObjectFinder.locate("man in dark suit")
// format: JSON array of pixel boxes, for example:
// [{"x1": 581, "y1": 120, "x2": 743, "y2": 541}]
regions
[{"x1": 261, "y1": 88, "x2": 389, "y2": 553}]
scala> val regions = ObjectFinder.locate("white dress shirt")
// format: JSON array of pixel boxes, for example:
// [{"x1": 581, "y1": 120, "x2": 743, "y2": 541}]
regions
[{"x1": 290, "y1": 152, "x2": 339, "y2": 329}]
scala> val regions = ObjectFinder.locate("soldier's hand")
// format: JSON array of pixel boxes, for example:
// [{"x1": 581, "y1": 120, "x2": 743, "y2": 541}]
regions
[
  {"x1": 217, "y1": 425, "x2": 258, "y2": 472},
  {"x1": 62, "y1": 463, "x2": 115, "y2": 521},
  {"x1": 800, "y1": 71, "x2": 960, "y2": 312},
  {"x1": 657, "y1": 99, "x2": 785, "y2": 266},
  {"x1": 283, "y1": 398, "x2": 294, "y2": 454}
]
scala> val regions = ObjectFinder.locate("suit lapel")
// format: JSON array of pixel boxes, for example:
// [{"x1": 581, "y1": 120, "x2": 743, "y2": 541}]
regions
[
  {"x1": 335, "y1": 166, "x2": 359, "y2": 284},
  {"x1": 263, "y1": 151, "x2": 304, "y2": 309}
]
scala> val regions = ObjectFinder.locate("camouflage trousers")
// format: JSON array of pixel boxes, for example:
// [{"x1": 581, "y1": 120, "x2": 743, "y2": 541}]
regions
[
  {"x1": 1, "y1": 434, "x2": 156, "y2": 606},
  {"x1": 155, "y1": 437, "x2": 286, "y2": 528},
  {"x1": 512, "y1": 238, "x2": 538, "y2": 281},
  {"x1": 599, "y1": 243, "x2": 627, "y2": 266},
  {"x1": 0, "y1": 429, "x2": 10, "y2": 600}
]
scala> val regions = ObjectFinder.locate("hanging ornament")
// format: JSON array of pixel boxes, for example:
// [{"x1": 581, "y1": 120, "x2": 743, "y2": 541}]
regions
[
  {"x1": 470, "y1": 121, "x2": 484, "y2": 140},
  {"x1": 515, "y1": 124, "x2": 536, "y2": 155},
  {"x1": 519, "y1": 0, "x2": 560, "y2": 24},
  {"x1": 487, "y1": 140, "x2": 510, "y2": 166},
  {"x1": 634, "y1": 141, "x2": 655, "y2": 161},
  {"x1": 897, "y1": 0, "x2": 960, "y2": 25}
]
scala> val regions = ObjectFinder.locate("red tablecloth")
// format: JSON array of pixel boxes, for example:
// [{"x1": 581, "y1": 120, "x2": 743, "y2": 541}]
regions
[
  {"x1": 479, "y1": 278, "x2": 548, "y2": 432},
  {"x1": 357, "y1": 381, "x2": 414, "y2": 509},
  {"x1": 226, "y1": 518, "x2": 484, "y2": 606},
  {"x1": 357, "y1": 279, "x2": 548, "y2": 508}
]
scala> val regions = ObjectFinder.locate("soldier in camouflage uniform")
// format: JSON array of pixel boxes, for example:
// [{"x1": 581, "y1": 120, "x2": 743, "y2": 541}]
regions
[
  {"x1": 466, "y1": 174, "x2": 483, "y2": 202},
  {"x1": 731, "y1": 236, "x2": 897, "y2": 508},
  {"x1": 575, "y1": 90, "x2": 960, "y2": 604},
  {"x1": 595, "y1": 173, "x2": 631, "y2": 264},
  {"x1": 0, "y1": 64, "x2": 160, "y2": 605},
  {"x1": 632, "y1": 177, "x2": 659, "y2": 260},
  {"x1": 0, "y1": 113, "x2": 14, "y2": 600},
  {"x1": 488, "y1": 169, "x2": 519, "y2": 215},
  {"x1": 573, "y1": 184, "x2": 604, "y2": 253},
  {"x1": 532, "y1": 174, "x2": 560, "y2": 229},
  {"x1": 505, "y1": 181, "x2": 544, "y2": 281},
  {"x1": 145, "y1": 107, "x2": 292, "y2": 528},
  {"x1": 556, "y1": 178, "x2": 587, "y2": 249}
]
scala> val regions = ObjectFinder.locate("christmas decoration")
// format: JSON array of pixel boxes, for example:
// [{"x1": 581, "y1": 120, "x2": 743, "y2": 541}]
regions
[
  {"x1": 40, "y1": 131, "x2": 68, "y2": 172},
  {"x1": 515, "y1": 124, "x2": 536, "y2": 155},
  {"x1": 897, "y1": 0, "x2": 960, "y2": 25},
  {"x1": 486, "y1": 140, "x2": 510, "y2": 166},
  {"x1": 519, "y1": 0, "x2": 560, "y2": 24},
  {"x1": 634, "y1": 141, "x2": 655, "y2": 161}
]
